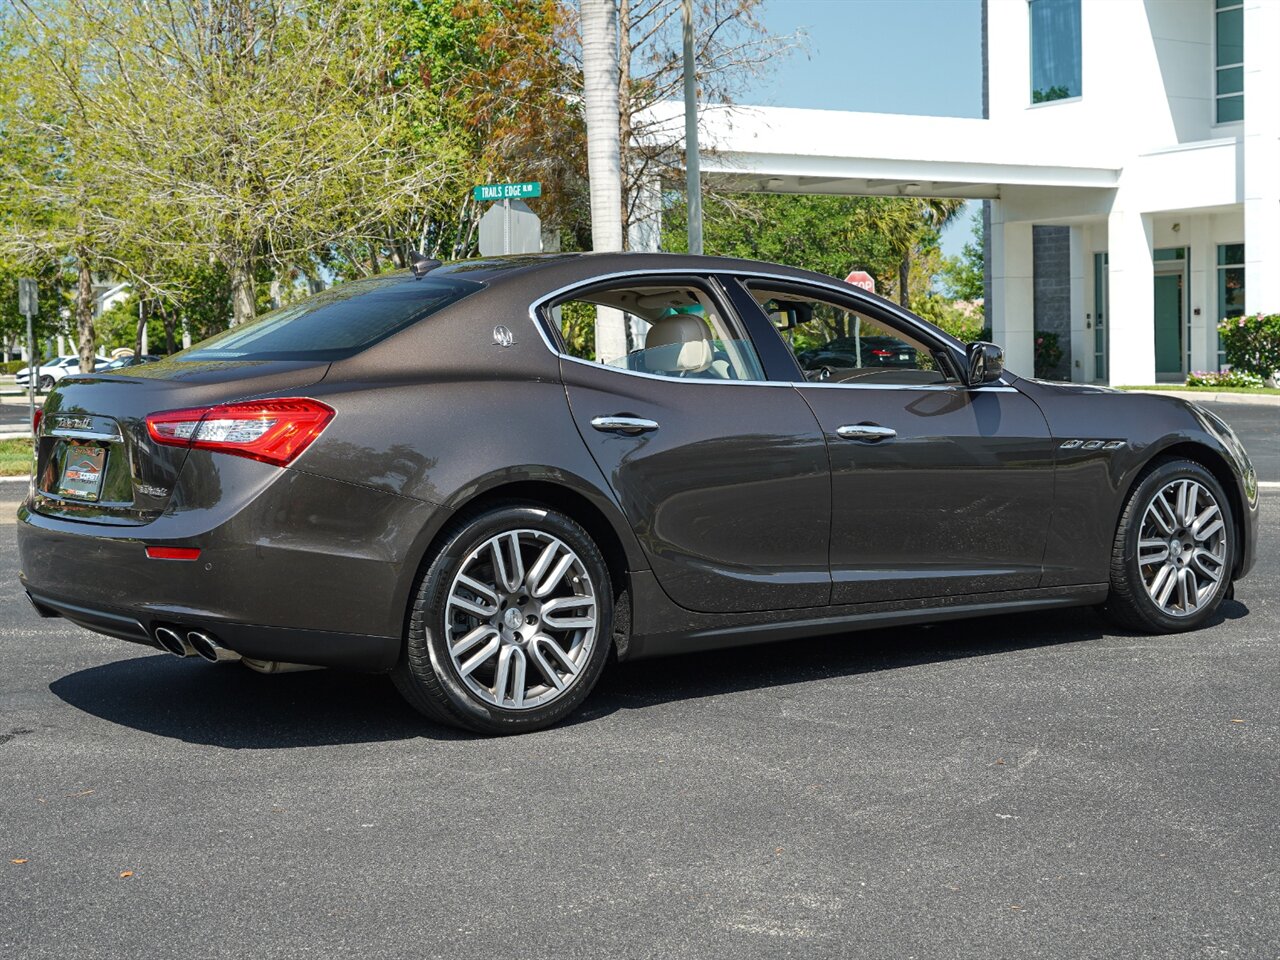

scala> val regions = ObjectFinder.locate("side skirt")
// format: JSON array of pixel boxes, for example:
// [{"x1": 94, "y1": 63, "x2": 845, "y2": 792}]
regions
[{"x1": 625, "y1": 570, "x2": 1109, "y2": 660}]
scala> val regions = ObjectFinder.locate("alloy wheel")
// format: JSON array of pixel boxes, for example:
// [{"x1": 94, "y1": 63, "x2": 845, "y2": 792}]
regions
[
  {"x1": 444, "y1": 529, "x2": 598, "y2": 710},
  {"x1": 1137, "y1": 478, "x2": 1229, "y2": 617}
]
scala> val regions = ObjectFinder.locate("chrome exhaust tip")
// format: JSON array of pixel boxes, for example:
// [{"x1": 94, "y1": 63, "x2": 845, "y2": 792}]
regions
[
  {"x1": 154, "y1": 627, "x2": 195, "y2": 658},
  {"x1": 187, "y1": 631, "x2": 240, "y2": 664}
]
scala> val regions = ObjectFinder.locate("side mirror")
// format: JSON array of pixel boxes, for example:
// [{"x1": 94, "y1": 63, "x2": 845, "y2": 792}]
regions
[{"x1": 965, "y1": 341, "x2": 1004, "y2": 386}]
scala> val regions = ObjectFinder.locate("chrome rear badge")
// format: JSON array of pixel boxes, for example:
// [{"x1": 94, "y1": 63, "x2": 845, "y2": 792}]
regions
[
  {"x1": 57, "y1": 416, "x2": 93, "y2": 432},
  {"x1": 137, "y1": 484, "x2": 169, "y2": 498},
  {"x1": 493, "y1": 325, "x2": 515, "y2": 348}
]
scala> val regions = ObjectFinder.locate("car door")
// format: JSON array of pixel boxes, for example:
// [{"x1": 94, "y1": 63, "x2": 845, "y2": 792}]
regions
[
  {"x1": 727, "y1": 276, "x2": 1056, "y2": 605},
  {"x1": 543, "y1": 273, "x2": 832, "y2": 614}
]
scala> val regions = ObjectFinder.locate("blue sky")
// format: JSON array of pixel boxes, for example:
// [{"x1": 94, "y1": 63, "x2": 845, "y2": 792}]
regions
[{"x1": 742, "y1": 0, "x2": 984, "y2": 256}]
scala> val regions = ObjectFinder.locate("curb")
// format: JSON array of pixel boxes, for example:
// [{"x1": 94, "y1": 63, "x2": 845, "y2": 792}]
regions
[{"x1": 1125, "y1": 389, "x2": 1280, "y2": 406}]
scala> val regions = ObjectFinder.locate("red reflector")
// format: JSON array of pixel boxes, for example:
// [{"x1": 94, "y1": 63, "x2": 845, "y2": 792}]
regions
[
  {"x1": 146, "y1": 397, "x2": 334, "y2": 467},
  {"x1": 145, "y1": 546, "x2": 201, "y2": 561}
]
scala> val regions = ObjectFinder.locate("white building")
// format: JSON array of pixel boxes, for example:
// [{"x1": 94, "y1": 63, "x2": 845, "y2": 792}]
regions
[{"x1": 643, "y1": 0, "x2": 1274, "y2": 386}]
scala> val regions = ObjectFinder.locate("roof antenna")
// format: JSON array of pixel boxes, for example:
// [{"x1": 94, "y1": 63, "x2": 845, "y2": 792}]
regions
[{"x1": 409, "y1": 252, "x2": 442, "y2": 279}]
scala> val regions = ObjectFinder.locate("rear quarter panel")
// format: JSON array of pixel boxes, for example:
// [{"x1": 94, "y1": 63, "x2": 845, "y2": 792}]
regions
[{"x1": 280, "y1": 283, "x2": 650, "y2": 621}]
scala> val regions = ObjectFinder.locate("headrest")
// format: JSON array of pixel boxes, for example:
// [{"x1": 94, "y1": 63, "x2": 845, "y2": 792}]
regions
[{"x1": 644, "y1": 313, "x2": 712, "y2": 374}]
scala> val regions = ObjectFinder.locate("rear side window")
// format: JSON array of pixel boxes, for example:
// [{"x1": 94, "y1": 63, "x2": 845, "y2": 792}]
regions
[
  {"x1": 547, "y1": 279, "x2": 765, "y2": 382},
  {"x1": 179, "y1": 274, "x2": 483, "y2": 362}
]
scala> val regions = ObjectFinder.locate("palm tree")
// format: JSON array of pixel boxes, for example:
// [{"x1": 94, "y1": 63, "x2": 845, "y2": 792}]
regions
[
  {"x1": 898, "y1": 198, "x2": 966, "y2": 310},
  {"x1": 579, "y1": 0, "x2": 627, "y2": 360}
]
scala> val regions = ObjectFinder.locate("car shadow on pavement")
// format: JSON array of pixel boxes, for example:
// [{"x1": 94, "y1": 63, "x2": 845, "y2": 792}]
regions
[
  {"x1": 48, "y1": 600, "x2": 1249, "y2": 747},
  {"x1": 48, "y1": 654, "x2": 437, "y2": 749}
]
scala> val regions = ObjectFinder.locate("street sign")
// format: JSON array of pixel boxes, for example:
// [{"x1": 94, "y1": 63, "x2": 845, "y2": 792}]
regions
[
  {"x1": 473, "y1": 181, "x2": 542, "y2": 202},
  {"x1": 478, "y1": 198, "x2": 543, "y2": 256},
  {"x1": 845, "y1": 270, "x2": 876, "y2": 293},
  {"x1": 18, "y1": 277, "x2": 38, "y2": 316}
]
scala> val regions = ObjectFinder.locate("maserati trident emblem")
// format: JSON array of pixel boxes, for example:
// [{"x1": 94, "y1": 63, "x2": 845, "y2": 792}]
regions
[{"x1": 493, "y1": 325, "x2": 515, "y2": 348}]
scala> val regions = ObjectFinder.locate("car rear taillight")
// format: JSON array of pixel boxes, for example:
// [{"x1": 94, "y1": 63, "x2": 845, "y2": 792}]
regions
[
  {"x1": 146, "y1": 398, "x2": 334, "y2": 467},
  {"x1": 33, "y1": 408, "x2": 42, "y2": 434},
  {"x1": 871, "y1": 348, "x2": 894, "y2": 357}
]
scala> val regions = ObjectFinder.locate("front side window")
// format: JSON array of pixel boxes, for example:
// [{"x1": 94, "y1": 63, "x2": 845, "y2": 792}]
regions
[
  {"x1": 1216, "y1": 0, "x2": 1244, "y2": 123},
  {"x1": 549, "y1": 280, "x2": 764, "y2": 382},
  {"x1": 1029, "y1": 0, "x2": 1082, "y2": 103},
  {"x1": 746, "y1": 284, "x2": 956, "y2": 386}
]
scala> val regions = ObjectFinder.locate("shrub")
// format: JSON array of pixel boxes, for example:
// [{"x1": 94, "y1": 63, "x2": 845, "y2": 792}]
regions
[
  {"x1": 2, "y1": 360, "x2": 29, "y2": 375},
  {"x1": 1186, "y1": 369, "x2": 1265, "y2": 389},
  {"x1": 1034, "y1": 332, "x2": 1064, "y2": 379},
  {"x1": 1218, "y1": 313, "x2": 1280, "y2": 380}
]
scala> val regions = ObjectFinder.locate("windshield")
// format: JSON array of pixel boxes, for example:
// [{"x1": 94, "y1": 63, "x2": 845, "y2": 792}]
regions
[{"x1": 178, "y1": 273, "x2": 484, "y2": 362}]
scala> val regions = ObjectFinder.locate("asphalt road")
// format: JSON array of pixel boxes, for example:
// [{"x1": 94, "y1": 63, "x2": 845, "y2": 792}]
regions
[
  {"x1": 1203, "y1": 401, "x2": 1279, "y2": 482},
  {"x1": 2, "y1": 513, "x2": 1277, "y2": 956}
]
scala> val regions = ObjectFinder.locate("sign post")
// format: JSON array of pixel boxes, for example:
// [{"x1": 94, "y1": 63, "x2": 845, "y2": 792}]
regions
[
  {"x1": 474, "y1": 182, "x2": 543, "y2": 257},
  {"x1": 17, "y1": 278, "x2": 37, "y2": 437}
]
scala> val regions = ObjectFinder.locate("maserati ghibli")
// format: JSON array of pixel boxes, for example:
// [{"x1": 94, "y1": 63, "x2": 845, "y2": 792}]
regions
[{"x1": 16, "y1": 253, "x2": 1259, "y2": 733}]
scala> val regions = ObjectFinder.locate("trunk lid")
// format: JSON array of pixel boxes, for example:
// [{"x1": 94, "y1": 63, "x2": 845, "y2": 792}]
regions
[{"x1": 33, "y1": 359, "x2": 330, "y2": 525}]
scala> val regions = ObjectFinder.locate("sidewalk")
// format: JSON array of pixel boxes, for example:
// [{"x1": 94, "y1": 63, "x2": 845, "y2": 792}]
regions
[{"x1": 1125, "y1": 388, "x2": 1280, "y2": 406}]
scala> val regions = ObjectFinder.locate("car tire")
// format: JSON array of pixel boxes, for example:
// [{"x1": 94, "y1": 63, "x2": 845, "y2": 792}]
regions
[
  {"x1": 1101, "y1": 458, "x2": 1235, "y2": 633},
  {"x1": 392, "y1": 503, "x2": 614, "y2": 734},
  {"x1": 38, "y1": 375, "x2": 54, "y2": 391}
]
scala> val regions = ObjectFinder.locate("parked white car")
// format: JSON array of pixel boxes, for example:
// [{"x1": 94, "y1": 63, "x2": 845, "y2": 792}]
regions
[{"x1": 14, "y1": 355, "x2": 107, "y2": 391}]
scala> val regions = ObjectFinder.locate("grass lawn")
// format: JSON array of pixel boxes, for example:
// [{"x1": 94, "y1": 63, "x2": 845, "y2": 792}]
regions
[
  {"x1": 1117, "y1": 384, "x2": 1280, "y2": 396},
  {"x1": 0, "y1": 438, "x2": 33, "y2": 477}
]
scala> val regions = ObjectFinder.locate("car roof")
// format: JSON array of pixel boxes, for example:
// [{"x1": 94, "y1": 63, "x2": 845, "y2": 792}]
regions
[{"x1": 428, "y1": 251, "x2": 826, "y2": 287}]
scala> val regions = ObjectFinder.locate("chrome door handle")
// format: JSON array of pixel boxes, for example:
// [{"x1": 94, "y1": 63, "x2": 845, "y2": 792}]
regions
[
  {"x1": 590, "y1": 416, "x2": 660, "y2": 435},
  {"x1": 837, "y1": 424, "x2": 896, "y2": 442}
]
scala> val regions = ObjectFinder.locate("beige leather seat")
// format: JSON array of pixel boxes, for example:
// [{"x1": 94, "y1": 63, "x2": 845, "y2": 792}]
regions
[{"x1": 643, "y1": 313, "x2": 713, "y2": 375}]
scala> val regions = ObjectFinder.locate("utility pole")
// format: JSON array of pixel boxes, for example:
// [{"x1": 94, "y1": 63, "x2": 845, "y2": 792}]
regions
[{"x1": 682, "y1": 0, "x2": 703, "y2": 255}]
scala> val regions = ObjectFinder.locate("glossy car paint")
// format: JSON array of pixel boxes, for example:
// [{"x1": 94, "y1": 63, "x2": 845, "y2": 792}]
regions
[{"x1": 15, "y1": 252, "x2": 1260, "y2": 673}]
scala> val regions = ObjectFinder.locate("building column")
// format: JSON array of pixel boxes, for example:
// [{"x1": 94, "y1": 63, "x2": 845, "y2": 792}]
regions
[
  {"x1": 1106, "y1": 205, "x2": 1155, "y2": 386},
  {"x1": 1244, "y1": 0, "x2": 1280, "y2": 315},
  {"x1": 1186, "y1": 216, "x2": 1214, "y2": 373},
  {"x1": 1068, "y1": 225, "x2": 1086, "y2": 382},
  {"x1": 989, "y1": 202, "x2": 1034, "y2": 376}
]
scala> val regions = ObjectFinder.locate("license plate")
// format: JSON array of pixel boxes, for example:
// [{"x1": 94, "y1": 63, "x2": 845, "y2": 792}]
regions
[
  {"x1": 58, "y1": 442, "x2": 107, "y2": 501},
  {"x1": 898, "y1": 353, "x2": 910, "y2": 361}
]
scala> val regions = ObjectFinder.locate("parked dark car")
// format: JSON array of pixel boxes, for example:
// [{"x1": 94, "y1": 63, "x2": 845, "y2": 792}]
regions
[
  {"x1": 16, "y1": 253, "x2": 1259, "y2": 734},
  {"x1": 798, "y1": 334, "x2": 919, "y2": 373}
]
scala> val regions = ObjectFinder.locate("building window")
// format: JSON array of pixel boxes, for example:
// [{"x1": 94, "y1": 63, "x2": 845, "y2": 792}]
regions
[
  {"x1": 1030, "y1": 0, "x2": 1081, "y2": 103},
  {"x1": 1216, "y1": 0, "x2": 1243, "y2": 123},
  {"x1": 1217, "y1": 243, "x2": 1245, "y2": 369}
]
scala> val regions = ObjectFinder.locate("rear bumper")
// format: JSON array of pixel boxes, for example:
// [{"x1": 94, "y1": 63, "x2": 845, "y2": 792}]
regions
[
  {"x1": 16, "y1": 459, "x2": 447, "y2": 671},
  {"x1": 24, "y1": 588, "x2": 400, "y2": 670}
]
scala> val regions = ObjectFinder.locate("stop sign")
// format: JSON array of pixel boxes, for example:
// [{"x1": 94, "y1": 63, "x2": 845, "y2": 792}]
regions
[{"x1": 845, "y1": 270, "x2": 876, "y2": 293}]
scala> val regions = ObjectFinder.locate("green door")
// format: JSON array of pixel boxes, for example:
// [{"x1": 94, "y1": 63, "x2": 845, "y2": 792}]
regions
[{"x1": 1154, "y1": 273, "x2": 1183, "y2": 377}]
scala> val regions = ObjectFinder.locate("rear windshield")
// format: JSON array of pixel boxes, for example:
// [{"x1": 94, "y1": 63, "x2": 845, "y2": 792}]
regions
[{"x1": 178, "y1": 274, "x2": 483, "y2": 362}]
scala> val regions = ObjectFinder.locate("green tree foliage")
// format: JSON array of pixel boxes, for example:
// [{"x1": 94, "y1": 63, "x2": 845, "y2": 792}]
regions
[
  {"x1": 940, "y1": 212, "x2": 985, "y2": 303},
  {"x1": 663, "y1": 193, "x2": 916, "y2": 287}
]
